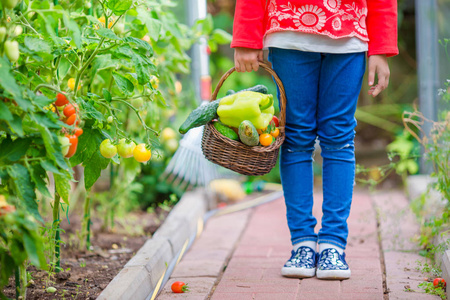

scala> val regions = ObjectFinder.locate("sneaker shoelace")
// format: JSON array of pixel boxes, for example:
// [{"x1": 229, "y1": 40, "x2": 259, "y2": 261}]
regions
[
  {"x1": 284, "y1": 246, "x2": 316, "y2": 269},
  {"x1": 317, "y1": 248, "x2": 349, "y2": 270}
]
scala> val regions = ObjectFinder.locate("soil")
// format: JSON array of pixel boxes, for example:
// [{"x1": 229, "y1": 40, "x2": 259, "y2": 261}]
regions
[{"x1": 2, "y1": 208, "x2": 169, "y2": 300}]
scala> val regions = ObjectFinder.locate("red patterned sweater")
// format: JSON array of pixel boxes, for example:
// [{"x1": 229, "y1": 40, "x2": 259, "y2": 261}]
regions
[{"x1": 231, "y1": 0, "x2": 398, "y2": 57}]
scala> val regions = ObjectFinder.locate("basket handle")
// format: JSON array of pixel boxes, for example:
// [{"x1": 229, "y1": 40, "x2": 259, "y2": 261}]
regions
[{"x1": 210, "y1": 61, "x2": 287, "y2": 128}]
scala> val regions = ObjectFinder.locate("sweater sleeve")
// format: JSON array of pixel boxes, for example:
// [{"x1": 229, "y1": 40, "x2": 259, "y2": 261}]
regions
[
  {"x1": 366, "y1": 0, "x2": 399, "y2": 57},
  {"x1": 230, "y1": 0, "x2": 267, "y2": 49}
]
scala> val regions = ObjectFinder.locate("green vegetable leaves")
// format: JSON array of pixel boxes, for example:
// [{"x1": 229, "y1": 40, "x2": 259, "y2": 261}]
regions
[{"x1": 107, "y1": 0, "x2": 133, "y2": 16}]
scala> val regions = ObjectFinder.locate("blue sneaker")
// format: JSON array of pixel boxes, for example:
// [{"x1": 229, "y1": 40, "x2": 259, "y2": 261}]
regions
[
  {"x1": 281, "y1": 246, "x2": 317, "y2": 278},
  {"x1": 316, "y1": 248, "x2": 351, "y2": 280}
]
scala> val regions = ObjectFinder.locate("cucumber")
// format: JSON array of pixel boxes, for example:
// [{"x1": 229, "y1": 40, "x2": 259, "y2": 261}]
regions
[
  {"x1": 238, "y1": 120, "x2": 259, "y2": 146},
  {"x1": 179, "y1": 84, "x2": 269, "y2": 134},
  {"x1": 179, "y1": 100, "x2": 219, "y2": 134},
  {"x1": 226, "y1": 84, "x2": 268, "y2": 96},
  {"x1": 213, "y1": 121, "x2": 239, "y2": 141}
]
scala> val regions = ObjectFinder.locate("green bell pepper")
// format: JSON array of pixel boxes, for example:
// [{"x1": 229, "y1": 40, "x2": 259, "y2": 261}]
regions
[{"x1": 217, "y1": 91, "x2": 275, "y2": 129}]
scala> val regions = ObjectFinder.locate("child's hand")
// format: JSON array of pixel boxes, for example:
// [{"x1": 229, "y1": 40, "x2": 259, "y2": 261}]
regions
[
  {"x1": 367, "y1": 54, "x2": 390, "y2": 97},
  {"x1": 234, "y1": 47, "x2": 263, "y2": 73}
]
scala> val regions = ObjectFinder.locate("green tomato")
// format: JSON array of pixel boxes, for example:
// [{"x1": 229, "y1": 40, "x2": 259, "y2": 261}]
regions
[
  {"x1": 13, "y1": 25, "x2": 22, "y2": 36},
  {"x1": 1, "y1": 0, "x2": 19, "y2": 9},
  {"x1": 4, "y1": 40, "x2": 19, "y2": 62},
  {"x1": 131, "y1": 98, "x2": 144, "y2": 109},
  {"x1": 84, "y1": 1, "x2": 91, "y2": 9},
  {"x1": 107, "y1": 116, "x2": 114, "y2": 123},
  {"x1": 58, "y1": 136, "x2": 71, "y2": 157},
  {"x1": 114, "y1": 23, "x2": 125, "y2": 35},
  {"x1": 117, "y1": 139, "x2": 136, "y2": 158},
  {"x1": 0, "y1": 27, "x2": 6, "y2": 42},
  {"x1": 99, "y1": 139, "x2": 117, "y2": 158},
  {"x1": 165, "y1": 138, "x2": 178, "y2": 153}
]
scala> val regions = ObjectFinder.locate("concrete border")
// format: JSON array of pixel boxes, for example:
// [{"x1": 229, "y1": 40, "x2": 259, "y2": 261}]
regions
[{"x1": 97, "y1": 188, "x2": 212, "y2": 300}]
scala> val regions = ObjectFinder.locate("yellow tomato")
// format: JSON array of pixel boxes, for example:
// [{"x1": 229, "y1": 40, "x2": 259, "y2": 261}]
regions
[
  {"x1": 259, "y1": 133, "x2": 274, "y2": 147},
  {"x1": 68, "y1": 78, "x2": 81, "y2": 91},
  {"x1": 133, "y1": 144, "x2": 151, "y2": 163},
  {"x1": 270, "y1": 128, "x2": 280, "y2": 138}
]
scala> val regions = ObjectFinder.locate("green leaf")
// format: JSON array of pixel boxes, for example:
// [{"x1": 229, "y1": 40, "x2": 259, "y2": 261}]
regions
[
  {"x1": 40, "y1": 160, "x2": 63, "y2": 175},
  {"x1": 84, "y1": 150, "x2": 109, "y2": 190},
  {"x1": 0, "y1": 58, "x2": 23, "y2": 103},
  {"x1": 103, "y1": 89, "x2": 112, "y2": 103},
  {"x1": 135, "y1": 63, "x2": 150, "y2": 85},
  {"x1": 0, "y1": 136, "x2": 31, "y2": 163},
  {"x1": 107, "y1": 0, "x2": 133, "y2": 15},
  {"x1": 23, "y1": 231, "x2": 41, "y2": 268},
  {"x1": 0, "y1": 101, "x2": 13, "y2": 121},
  {"x1": 29, "y1": 163, "x2": 52, "y2": 199},
  {"x1": 58, "y1": 58, "x2": 71, "y2": 81},
  {"x1": 97, "y1": 28, "x2": 121, "y2": 40},
  {"x1": 8, "y1": 115, "x2": 24, "y2": 137},
  {"x1": 7, "y1": 164, "x2": 42, "y2": 222},
  {"x1": 137, "y1": 8, "x2": 161, "y2": 41},
  {"x1": 54, "y1": 173, "x2": 71, "y2": 205},
  {"x1": 113, "y1": 72, "x2": 134, "y2": 95},
  {"x1": 0, "y1": 249, "x2": 15, "y2": 287},
  {"x1": 122, "y1": 37, "x2": 153, "y2": 55},
  {"x1": 37, "y1": 125, "x2": 69, "y2": 171},
  {"x1": 63, "y1": 14, "x2": 82, "y2": 48},
  {"x1": 24, "y1": 36, "x2": 52, "y2": 53},
  {"x1": 211, "y1": 29, "x2": 232, "y2": 44}
]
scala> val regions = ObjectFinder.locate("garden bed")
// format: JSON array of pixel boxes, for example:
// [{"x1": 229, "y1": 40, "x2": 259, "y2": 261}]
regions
[{"x1": 2, "y1": 209, "x2": 168, "y2": 300}]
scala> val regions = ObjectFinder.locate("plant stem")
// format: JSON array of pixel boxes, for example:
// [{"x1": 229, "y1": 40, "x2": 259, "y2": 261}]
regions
[
  {"x1": 81, "y1": 191, "x2": 91, "y2": 250},
  {"x1": 52, "y1": 192, "x2": 61, "y2": 273},
  {"x1": 15, "y1": 262, "x2": 27, "y2": 300}
]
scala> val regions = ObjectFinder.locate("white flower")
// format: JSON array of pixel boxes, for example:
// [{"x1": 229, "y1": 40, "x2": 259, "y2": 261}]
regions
[
  {"x1": 324, "y1": 0, "x2": 341, "y2": 13},
  {"x1": 293, "y1": 5, "x2": 326, "y2": 30},
  {"x1": 332, "y1": 17, "x2": 342, "y2": 30}
]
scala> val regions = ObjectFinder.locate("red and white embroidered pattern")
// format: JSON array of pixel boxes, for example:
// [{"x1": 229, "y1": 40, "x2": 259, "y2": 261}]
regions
[{"x1": 265, "y1": 0, "x2": 369, "y2": 41}]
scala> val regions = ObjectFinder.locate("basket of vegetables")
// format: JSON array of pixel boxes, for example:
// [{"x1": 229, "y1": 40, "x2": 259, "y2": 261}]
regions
[{"x1": 179, "y1": 62, "x2": 286, "y2": 176}]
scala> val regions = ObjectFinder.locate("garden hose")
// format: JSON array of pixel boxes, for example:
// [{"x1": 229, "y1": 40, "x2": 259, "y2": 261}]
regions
[{"x1": 147, "y1": 184, "x2": 283, "y2": 300}]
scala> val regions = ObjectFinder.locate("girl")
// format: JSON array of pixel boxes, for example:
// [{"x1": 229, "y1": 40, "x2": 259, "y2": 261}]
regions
[{"x1": 231, "y1": 0, "x2": 398, "y2": 280}]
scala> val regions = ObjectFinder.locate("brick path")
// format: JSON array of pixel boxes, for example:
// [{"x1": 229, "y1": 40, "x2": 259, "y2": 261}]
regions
[{"x1": 157, "y1": 190, "x2": 440, "y2": 299}]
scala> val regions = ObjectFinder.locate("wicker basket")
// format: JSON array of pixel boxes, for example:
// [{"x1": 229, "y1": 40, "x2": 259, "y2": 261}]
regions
[{"x1": 201, "y1": 62, "x2": 287, "y2": 176}]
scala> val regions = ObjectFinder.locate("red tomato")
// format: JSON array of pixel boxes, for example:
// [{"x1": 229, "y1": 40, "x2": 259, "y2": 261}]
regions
[
  {"x1": 171, "y1": 281, "x2": 189, "y2": 293},
  {"x1": 272, "y1": 115, "x2": 279, "y2": 127},
  {"x1": 55, "y1": 93, "x2": 69, "y2": 106},
  {"x1": 433, "y1": 278, "x2": 446, "y2": 288},
  {"x1": 66, "y1": 114, "x2": 77, "y2": 125},
  {"x1": 74, "y1": 127, "x2": 83, "y2": 137},
  {"x1": 63, "y1": 104, "x2": 76, "y2": 117},
  {"x1": 65, "y1": 134, "x2": 78, "y2": 158}
]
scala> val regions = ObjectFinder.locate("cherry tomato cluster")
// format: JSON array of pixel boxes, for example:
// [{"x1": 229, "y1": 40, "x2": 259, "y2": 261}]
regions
[
  {"x1": 258, "y1": 115, "x2": 280, "y2": 147},
  {"x1": 100, "y1": 139, "x2": 152, "y2": 163},
  {"x1": 1, "y1": 23, "x2": 21, "y2": 63},
  {"x1": 55, "y1": 93, "x2": 83, "y2": 158}
]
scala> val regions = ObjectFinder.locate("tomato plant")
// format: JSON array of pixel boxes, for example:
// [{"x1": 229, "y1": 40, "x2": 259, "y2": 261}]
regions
[{"x1": 0, "y1": 0, "x2": 231, "y2": 297}]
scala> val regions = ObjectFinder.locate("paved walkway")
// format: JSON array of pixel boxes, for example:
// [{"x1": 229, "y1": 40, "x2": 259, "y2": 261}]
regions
[{"x1": 157, "y1": 190, "x2": 439, "y2": 300}]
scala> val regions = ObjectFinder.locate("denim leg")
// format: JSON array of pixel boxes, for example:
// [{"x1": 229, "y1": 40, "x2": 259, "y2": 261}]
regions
[
  {"x1": 269, "y1": 48, "x2": 321, "y2": 245},
  {"x1": 317, "y1": 52, "x2": 366, "y2": 249}
]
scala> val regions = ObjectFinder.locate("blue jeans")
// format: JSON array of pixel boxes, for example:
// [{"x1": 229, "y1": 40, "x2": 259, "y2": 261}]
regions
[{"x1": 268, "y1": 48, "x2": 366, "y2": 249}]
